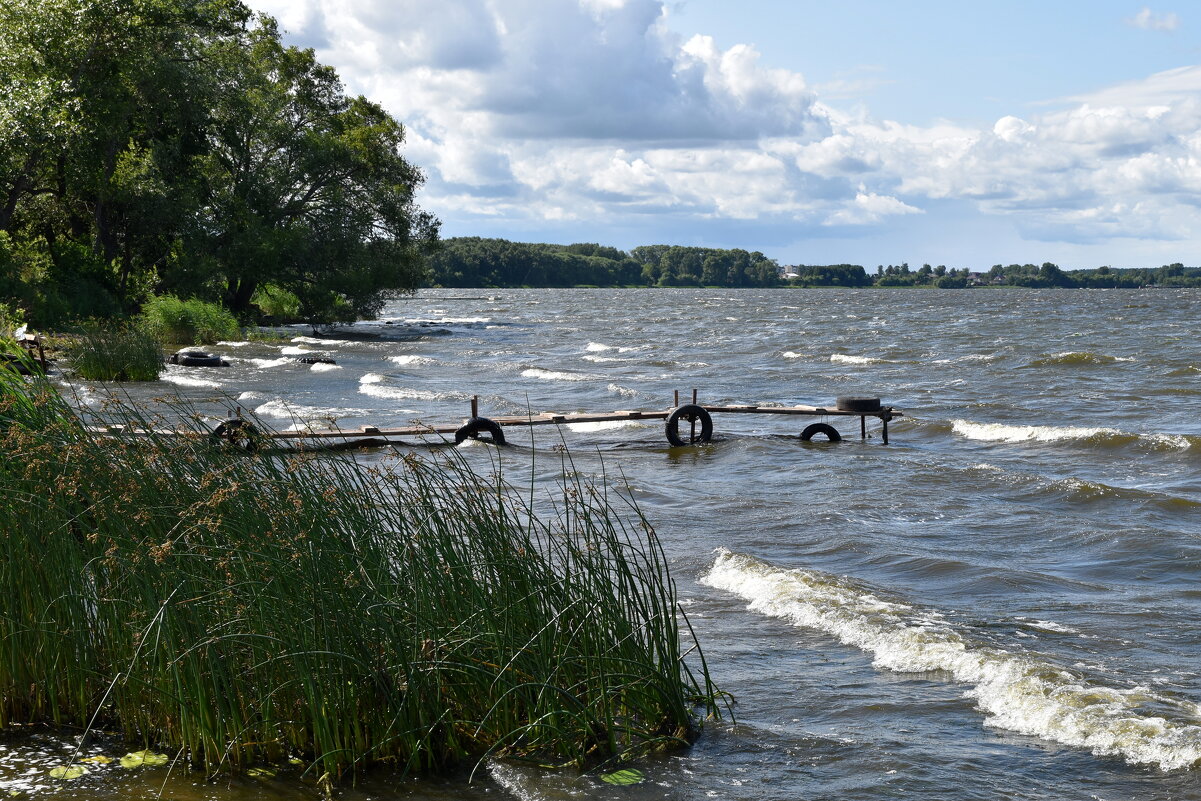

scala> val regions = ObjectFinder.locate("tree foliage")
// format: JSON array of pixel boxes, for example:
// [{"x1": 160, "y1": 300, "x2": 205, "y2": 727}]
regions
[{"x1": 0, "y1": 0, "x2": 437, "y2": 327}]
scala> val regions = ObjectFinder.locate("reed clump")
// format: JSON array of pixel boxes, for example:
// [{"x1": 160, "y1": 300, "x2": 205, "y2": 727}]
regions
[
  {"x1": 64, "y1": 322, "x2": 164, "y2": 381},
  {"x1": 0, "y1": 372, "x2": 721, "y2": 781}
]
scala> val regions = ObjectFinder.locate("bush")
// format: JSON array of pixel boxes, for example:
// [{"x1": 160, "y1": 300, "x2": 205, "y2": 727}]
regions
[
  {"x1": 64, "y1": 322, "x2": 164, "y2": 381},
  {"x1": 0, "y1": 379, "x2": 724, "y2": 780},
  {"x1": 140, "y1": 295, "x2": 240, "y2": 344},
  {"x1": 251, "y1": 284, "x2": 302, "y2": 322}
]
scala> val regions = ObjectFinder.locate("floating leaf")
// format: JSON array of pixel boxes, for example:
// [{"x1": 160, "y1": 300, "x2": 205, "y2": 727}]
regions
[
  {"x1": 287, "y1": 758, "x2": 303, "y2": 765},
  {"x1": 120, "y1": 750, "x2": 169, "y2": 769},
  {"x1": 246, "y1": 767, "x2": 276, "y2": 778},
  {"x1": 79, "y1": 755, "x2": 113, "y2": 764},
  {"x1": 600, "y1": 768, "x2": 644, "y2": 786},
  {"x1": 48, "y1": 765, "x2": 89, "y2": 780}
]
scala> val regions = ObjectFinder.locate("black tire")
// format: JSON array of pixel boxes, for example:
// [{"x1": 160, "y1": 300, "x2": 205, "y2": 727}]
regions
[
  {"x1": 835, "y1": 396, "x2": 882, "y2": 412},
  {"x1": 172, "y1": 351, "x2": 227, "y2": 367},
  {"x1": 454, "y1": 416, "x2": 506, "y2": 446},
  {"x1": 299, "y1": 356, "x2": 336, "y2": 365},
  {"x1": 800, "y1": 422, "x2": 842, "y2": 442},
  {"x1": 211, "y1": 418, "x2": 260, "y2": 452},
  {"x1": 664, "y1": 404, "x2": 713, "y2": 447}
]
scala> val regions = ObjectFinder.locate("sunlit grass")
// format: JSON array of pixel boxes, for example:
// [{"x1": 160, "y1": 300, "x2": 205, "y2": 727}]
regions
[{"x1": 0, "y1": 371, "x2": 722, "y2": 783}]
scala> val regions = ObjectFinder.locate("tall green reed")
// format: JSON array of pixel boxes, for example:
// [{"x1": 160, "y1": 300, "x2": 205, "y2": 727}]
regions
[
  {"x1": 0, "y1": 372, "x2": 722, "y2": 782},
  {"x1": 64, "y1": 322, "x2": 164, "y2": 381}
]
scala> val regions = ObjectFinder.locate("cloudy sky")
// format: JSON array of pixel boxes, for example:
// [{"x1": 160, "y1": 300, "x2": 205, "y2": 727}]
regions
[{"x1": 244, "y1": 0, "x2": 1201, "y2": 269}]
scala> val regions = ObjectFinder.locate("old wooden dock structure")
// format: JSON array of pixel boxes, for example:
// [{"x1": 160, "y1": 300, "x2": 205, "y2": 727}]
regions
[{"x1": 182, "y1": 390, "x2": 902, "y2": 450}]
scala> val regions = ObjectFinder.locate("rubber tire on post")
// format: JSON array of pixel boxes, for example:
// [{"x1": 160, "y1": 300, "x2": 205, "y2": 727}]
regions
[
  {"x1": 800, "y1": 422, "x2": 842, "y2": 442},
  {"x1": 211, "y1": 418, "x2": 260, "y2": 452},
  {"x1": 835, "y1": 396, "x2": 882, "y2": 413},
  {"x1": 454, "y1": 416, "x2": 506, "y2": 446},
  {"x1": 664, "y1": 404, "x2": 714, "y2": 447}
]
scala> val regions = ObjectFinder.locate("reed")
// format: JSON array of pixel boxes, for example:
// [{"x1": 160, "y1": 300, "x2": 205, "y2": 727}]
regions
[
  {"x1": 64, "y1": 322, "x2": 164, "y2": 381},
  {"x1": 0, "y1": 373, "x2": 722, "y2": 782},
  {"x1": 140, "y1": 296, "x2": 240, "y2": 344}
]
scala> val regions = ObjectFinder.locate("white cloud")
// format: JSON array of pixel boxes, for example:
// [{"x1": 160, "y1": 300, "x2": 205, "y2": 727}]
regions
[
  {"x1": 245, "y1": 0, "x2": 1201, "y2": 252},
  {"x1": 1126, "y1": 7, "x2": 1181, "y2": 31}
]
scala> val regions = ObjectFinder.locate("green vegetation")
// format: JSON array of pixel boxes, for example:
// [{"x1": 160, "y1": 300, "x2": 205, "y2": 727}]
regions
[
  {"x1": 0, "y1": 0, "x2": 438, "y2": 330},
  {"x1": 63, "y1": 322, "x2": 164, "y2": 380},
  {"x1": 0, "y1": 373, "x2": 722, "y2": 781},
  {"x1": 139, "y1": 296, "x2": 240, "y2": 345},
  {"x1": 251, "y1": 284, "x2": 303, "y2": 323}
]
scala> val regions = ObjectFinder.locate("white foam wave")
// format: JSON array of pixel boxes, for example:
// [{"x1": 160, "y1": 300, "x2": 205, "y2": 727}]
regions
[
  {"x1": 585, "y1": 342, "x2": 612, "y2": 352},
  {"x1": 161, "y1": 373, "x2": 221, "y2": 388},
  {"x1": 831, "y1": 354, "x2": 883, "y2": 364},
  {"x1": 389, "y1": 355, "x2": 434, "y2": 366},
  {"x1": 291, "y1": 336, "x2": 343, "y2": 345},
  {"x1": 360, "y1": 373, "x2": 385, "y2": 384},
  {"x1": 566, "y1": 420, "x2": 647, "y2": 433},
  {"x1": 249, "y1": 357, "x2": 290, "y2": 369},
  {"x1": 951, "y1": 420, "x2": 1118, "y2": 443},
  {"x1": 310, "y1": 362, "x2": 341, "y2": 372},
  {"x1": 359, "y1": 383, "x2": 465, "y2": 402},
  {"x1": 215, "y1": 340, "x2": 251, "y2": 347},
  {"x1": 280, "y1": 345, "x2": 312, "y2": 355},
  {"x1": 703, "y1": 549, "x2": 1201, "y2": 771},
  {"x1": 607, "y1": 383, "x2": 637, "y2": 397},
  {"x1": 237, "y1": 391, "x2": 265, "y2": 401},
  {"x1": 403, "y1": 316, "x2": 489, "y2": 325},
  {"x1": 582, "y1": 354, "x2": 629, "y2": 363},
  {"x1": 522, "y1": 368, "x2": 592, "y2": 382},
  {"x1": 254, "y1": 400, "x2": 361, "y2": 420},
  {"x1": 782, "y1": 351, "x2": 803, "y2": 359}
]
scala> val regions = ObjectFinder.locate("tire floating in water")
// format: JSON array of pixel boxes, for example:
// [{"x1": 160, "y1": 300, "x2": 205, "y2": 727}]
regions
[
  {"x1": 800, "y1": 422, "x2": 842, "y2": 442},
  {"x1": 664, "y1": 404, "x2": 713, "y2": 447},
  {"x1": 298, "y1": 356, "x2": 336, "y2": 365},
  {"x1": 170, "y1": 350, "x2": 229, "y2": 367},
  {"x1": 210, "y1": 418, "x2": 260, "y2": 452},
  {"x1": 454, "y1": 416, "x2": 506, "y2": 446},
  {"x1": 835, "y1": 396, "x2": 881, "y2": 412}
]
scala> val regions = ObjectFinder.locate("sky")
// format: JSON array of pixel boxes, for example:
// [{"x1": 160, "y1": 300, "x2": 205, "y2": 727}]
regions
[{"x1": 242, "y1": 0, "x2": 1201, "y2": 269}]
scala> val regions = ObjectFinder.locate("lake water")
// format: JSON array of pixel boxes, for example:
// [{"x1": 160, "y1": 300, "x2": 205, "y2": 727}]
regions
[{"x1": 10, "y1": 288, "x2": 1201, "y2": 800}]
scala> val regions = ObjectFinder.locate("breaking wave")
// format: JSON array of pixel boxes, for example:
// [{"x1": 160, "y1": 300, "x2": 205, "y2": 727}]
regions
[
  {"x1": 521, "y1": 368, "x2": 594, "y2": 382},
  {"x1": 831, "y1": 354, "x2": 883, "y2": 364},
  {"x1": 1026, "y1": 351, "x2": 1133, "y2": 367},
  {"x1": 702, "y1": 549, "x2": 1201, "y2": 771},
  {"x1": 950, "y1": 420, "x2": 1199, "y2": 451},
  {"x1": 389, "y1": 355, "x2": 435, "y2": 366}
]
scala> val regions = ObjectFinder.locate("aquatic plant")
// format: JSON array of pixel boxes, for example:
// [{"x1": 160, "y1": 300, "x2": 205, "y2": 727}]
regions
[
  {"x1": 63, "y1": 322, "x2": 164, "y2": 381},
  {"x1": 140, "y1": 296, "x2": 240, "y2": 344},
  {"x1": 0, "y1": 372, "x2": 721, "y2": 782}
]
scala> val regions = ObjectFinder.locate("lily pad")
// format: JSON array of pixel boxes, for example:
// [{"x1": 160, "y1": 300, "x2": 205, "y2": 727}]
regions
[
  {"x1": 599, "y1": 768, "x2": 644, "y2": 786},
  {"x1": 48, "y1": 765, "x2": 89, "y2": 780},
  {"x1": 120, "y1": 750, "x2": 169, "y2": 769},
  {"x1": 79, "y1": 755, "x2": 113, "y2": 764}
]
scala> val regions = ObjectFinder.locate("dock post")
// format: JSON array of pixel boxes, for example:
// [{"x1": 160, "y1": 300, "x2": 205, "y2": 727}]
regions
[
  {"x1": 860, "y1": 415, "x2": 866, "y2": 440},
  {"x1": 882, "y1": 417, "x2": 889, "y2": 445},
  {"x1": 674, "y1": 389, "x2": 679, "y2": 407},
  {"x1": 692, "y1": 388, "x2": 698, "y2": 404},
  {"x1": 471, "y1": 395, "x2": 478, "y2": 419},
  {"x1": 690, "y1": 389, "x2": 698, "y2": 442}
]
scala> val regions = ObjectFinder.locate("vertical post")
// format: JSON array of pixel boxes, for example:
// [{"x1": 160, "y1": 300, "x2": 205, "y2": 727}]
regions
[
  {"x1": 471, "y1": 395, "x2": 478, "y2": 419},
  {"x1": 860, "y1": 415, "x2": 866, "y2": 440},
  {"x1": 674, "y1": 389, "x2": 679, "y2": 407},
  {"x1": 882, "y1": 417, "x2": 889, "y2": 445},
  {"x1": 692, "y1": 388, "x2": 698, "y2": 404}
]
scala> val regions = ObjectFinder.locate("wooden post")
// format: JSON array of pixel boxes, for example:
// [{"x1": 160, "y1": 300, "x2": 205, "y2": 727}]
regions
[
  {"x1": 673, "y1": 389, "x2": 679, "y2": 407},
  {"x1": 860, "y1": 415, "x2": 866, "y2": 440},
  {"x1": 882, "y1": 417, "x2": 889, "y2": 445},
  {"x1": 692, "y1": 388, "x2": 698, "y2": 404},
  {"x1": 471, "y1": 395, "x2": 478, "y2": 418},
  {"x1": 689, "y1": 389, "x2": 698, "y2": 442}
]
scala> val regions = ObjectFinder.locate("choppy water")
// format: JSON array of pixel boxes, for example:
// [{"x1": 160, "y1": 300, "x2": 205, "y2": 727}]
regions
[{"x1": 15, "y1": 288, "x2": 1201, "y2": 800}]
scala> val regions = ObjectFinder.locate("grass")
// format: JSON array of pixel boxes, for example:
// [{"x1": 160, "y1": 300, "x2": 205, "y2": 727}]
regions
[
  {"x1": 140, "y1": 296, "x2": 240, "y2": 345},
  {"x1": 63, "y1": 322, "x2": 164, "y2": 381},
  {"x1": 0, "y1": 373, "x2": 722, "y2": 783}
]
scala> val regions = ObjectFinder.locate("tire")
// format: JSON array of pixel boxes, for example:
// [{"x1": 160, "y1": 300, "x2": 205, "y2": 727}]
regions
[
  {"x1": 299, "y1": 356, "x2": 336, "y2": 365},
  {"x1": 800, "y1": 422, "x2": 842, "y2": 442},
  {"x1": 664, "y1": 404, "x2": 713, "y2": 447},
  {"x1": 211, "y1": 418, "x2": 260, "y2": 452},
  {"x1": 835, "y1": 397, "x2": 881, "y2": 413},
  {"x1": 454, "y1": 416, "x2": 506, "y2": 446},
  {"x1": 172, "y1": 351, "x2": 227, "y2": 367}
]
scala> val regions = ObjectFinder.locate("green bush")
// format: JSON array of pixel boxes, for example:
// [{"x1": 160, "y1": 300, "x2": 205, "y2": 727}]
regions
[
  {"x1": 0, "y1": 378, "x2": 723, "y2": 781},
  {"x1": 64, "y1": 322, "x2": 164, "y2": 381},
  {"x1": 140, "y1": 295, "x2": 240, "y2": 344},
  {"x1": 251, "y1": 284, "x2": 302, "y2": 322}
]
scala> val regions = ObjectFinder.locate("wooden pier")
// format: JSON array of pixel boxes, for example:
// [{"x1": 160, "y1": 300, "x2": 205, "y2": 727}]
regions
[{"x1": 186, "y1": 390, "x2": 903, "y2": 450}]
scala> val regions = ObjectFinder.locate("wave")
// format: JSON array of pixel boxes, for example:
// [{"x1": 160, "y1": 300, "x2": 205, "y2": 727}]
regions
[
  {"x1": 253, "y1": 400, "x2": 362, "y2": 420},
  {"x1": 358, "y1": 383, "x2": 469, "y2": 402},
  {"x1": 831, "y1": 354, "x2": 883, "y2": 364},
  {"x1": 585, "y1": 342, "x2": 612, "y2": 352},
  {"x1": 290, "y1": 336, "x2": 345, "y2": 346},
  {"x1": 702, "y1": 549, "x2": 1201, "y2": 771},
  {"x1": 949, "y1": 420, "x2": 1200, "y2": 451},
  {"x1": 388, "y1": 355, "x2": 435, "y2": 366},
  {"x1": 607, "y1": 383, "x2": 638, "y2": 398},
  {"x1": 582, "y1": 354, "x2": 632, "y2": 363},
  {"x1": 1167, "y1": 366, "x2": 1201, "y2": 377},
  {"x1": 360, "y1": 373, "x2": 385, "y2": 385},
  {"x1": 1026, "y1": 351, "x2": 1133, "y2": 367},
  {"x1": 280, "y1": 345, "x2": 313, "y2": 356},
  {"x1": 215, "y1": 340, "x2": 251, "y2": 347},
  {"x1": 249, "y1": 357, "x2": 290, "y2": 369},
  {"x1": 310, "y1": 362, "x2": 342, "y2": 372},
  {"x1": 521, "y1": 368, "x2": 594, "y2": 382},
  {"x1": 566, "y1": 420, "x2": 647, "y2": 433},
  {"x1": 161, "y1": 373, "x2": 221, "y2": 388},
  {"x1": 782, "y1": 351, "x2": 804, "y2": 359}
]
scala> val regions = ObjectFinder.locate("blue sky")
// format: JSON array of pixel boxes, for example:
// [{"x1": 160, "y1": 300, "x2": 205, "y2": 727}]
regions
[{"x1": 246, "y1": 0, "x2": 1200, "y2": 269}]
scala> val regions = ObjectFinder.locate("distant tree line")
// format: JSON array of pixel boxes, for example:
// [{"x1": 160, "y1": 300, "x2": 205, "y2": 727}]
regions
[{"x1": 428, "y1": 240, "x2": 1200, "y2": 290}]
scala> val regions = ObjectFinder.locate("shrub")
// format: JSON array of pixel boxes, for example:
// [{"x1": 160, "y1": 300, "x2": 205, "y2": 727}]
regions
[
  {"x1": 64, "y1": 322, "x2": 164, "y2": 381},
  {"x1": 140, "y1": 295, "x2": 240, "y2": 344},
  {"x1": 251, "y1": 284, "x2": 302, "y2": 322}
]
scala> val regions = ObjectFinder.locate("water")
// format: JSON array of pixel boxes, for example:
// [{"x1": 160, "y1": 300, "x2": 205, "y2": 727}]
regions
[{"x1": 13, "y1": 288, "x2": 1201, "y2": 799}]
